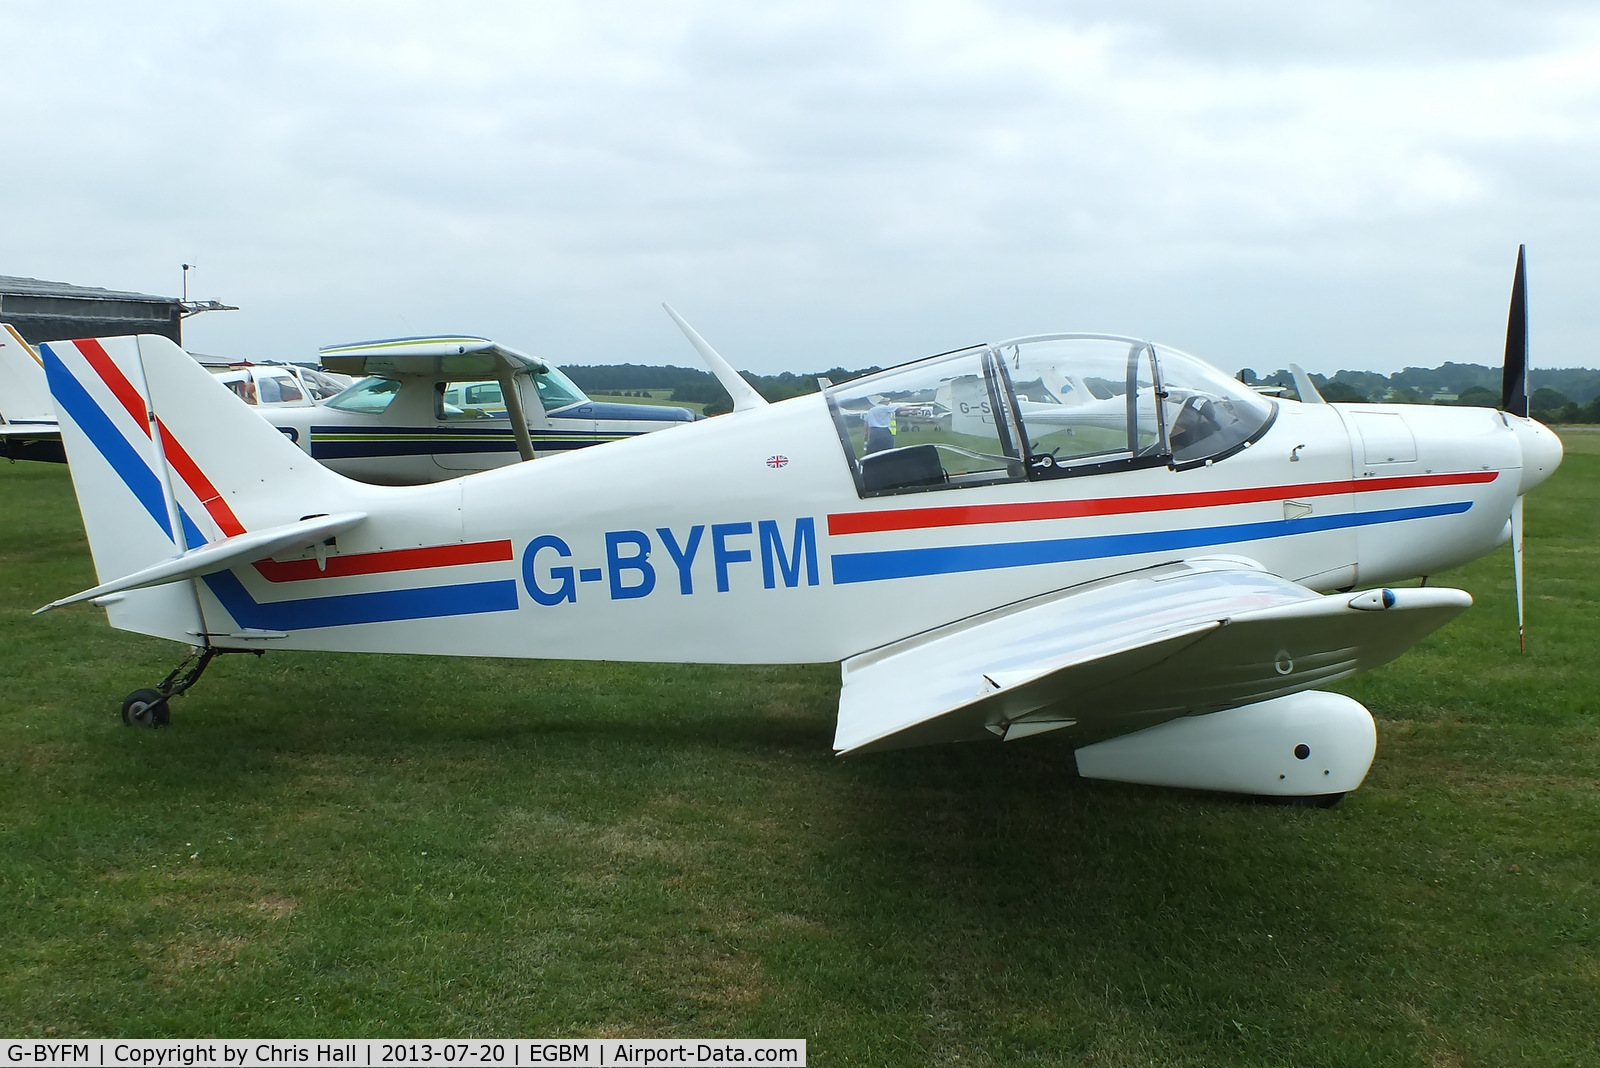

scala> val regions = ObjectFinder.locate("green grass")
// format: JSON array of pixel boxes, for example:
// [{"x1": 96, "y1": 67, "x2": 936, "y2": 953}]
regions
[
  {"x1": 589, "y1": 389, "x2": 710, "y2": 414},
  {"x1": 1, "y1": 436, "x2": 1596, "y2": 1064}
]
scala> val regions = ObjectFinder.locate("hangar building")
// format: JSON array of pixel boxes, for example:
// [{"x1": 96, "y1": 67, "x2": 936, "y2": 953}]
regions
[{"x1": 0, "y1": 275, "x2": 185, "y2": 346}]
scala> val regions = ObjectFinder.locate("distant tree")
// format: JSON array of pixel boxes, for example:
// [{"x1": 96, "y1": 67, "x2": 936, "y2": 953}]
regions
[
  {"x1": 1530, "y1": 386, "x2": 1571, "y2": 411},
  {"x1": 1319, "y1": 381, "x2": 1367, "y2": 403},
  {"x1": 1237, "y1": 368, "x2": 1259, "y2": 385},
  {"x1": 1532, "y1": 368, "x2": 1600, "y2": 406},
  {"x1": 1455, "y1": 385, "x2": 1499, "y2": 407},
  {"x1": 1329, "y1": 369, "x2": 1387, "y2": 400},
  {"x1": 1387, "y1": 386, "x2": 1427, "y2": 405}
]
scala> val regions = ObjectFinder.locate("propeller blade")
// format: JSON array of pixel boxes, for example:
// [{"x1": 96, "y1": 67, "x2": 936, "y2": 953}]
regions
[
  {"x1": 1502, "y1": 244, "x2": 1529, "y2": 417},
  {"x1": 1511, "y1": 494, "x2": 1526, "y2": 653}
]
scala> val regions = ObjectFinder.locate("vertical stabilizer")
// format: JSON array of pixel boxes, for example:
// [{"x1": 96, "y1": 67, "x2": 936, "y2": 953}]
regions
[
  {"x1": 40, "y1": 334, "x2": 359, "y2": 644},
  {"x1": 42, "y1": 335, "x2": 204, "y2": 642},
  {"x1": 0, "y1": 324, "x2": 53, "y2": 424}
]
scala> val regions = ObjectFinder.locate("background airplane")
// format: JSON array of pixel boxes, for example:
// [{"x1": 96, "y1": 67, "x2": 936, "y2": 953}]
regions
[
  {"x1": 0, "y1": 328, "x2": 699, "y2": 484},
  {"x1": 0, "y1": 323, "x2": 64, "y2": 462},
  {"x1": 214, "y1": 362, "x2": 352, "y2": 406},
  {"x1": 268, "y1": 335, "x2": 700, "y2": 484},
  {"x1": 31, "y1": 252, "x2": 1561, "y2": 805}
]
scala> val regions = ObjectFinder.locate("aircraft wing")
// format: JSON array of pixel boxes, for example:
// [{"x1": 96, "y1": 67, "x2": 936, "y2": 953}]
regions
[
  {"x1": 0, "y1": 421, "x2": 65, "y2": 462},
  {"x1": 318, "y1": 336, "x2": 547, "y2": 378},
  {"x1": 834, "y1": 557, "x2": 1470, "y2": 754}
]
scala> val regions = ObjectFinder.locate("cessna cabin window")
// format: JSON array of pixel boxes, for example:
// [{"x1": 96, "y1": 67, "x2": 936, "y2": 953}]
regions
[
  {"x1": 438, "y1": 380, "x2": 510, "y2": 420},
  {"x1": 325, "y1": 376, "x2": 402, "y2": 415},
  {"x1": 825, "y1": 347, "x2": 1026, "y2": 496},
  {"x1": 256, "y1": 371, "x2": 304, "y2": 404}
]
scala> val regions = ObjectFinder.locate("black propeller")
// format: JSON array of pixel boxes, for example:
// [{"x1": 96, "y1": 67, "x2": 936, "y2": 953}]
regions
[
  {"x1": 1500, "y1": 245, "x2": 1530, "y2": 650},
  {"x1": 1502, "y1": 244, "x2": 1528, "y2": 417}
]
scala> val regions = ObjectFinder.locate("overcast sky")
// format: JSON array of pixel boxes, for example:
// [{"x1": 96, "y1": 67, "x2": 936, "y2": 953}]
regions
[{"x1": 2, "y1": 1, "x2": 1596, "y2": 376}]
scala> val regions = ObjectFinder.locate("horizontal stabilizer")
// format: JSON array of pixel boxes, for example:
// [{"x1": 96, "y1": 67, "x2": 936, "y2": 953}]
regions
[
  {"x1": 835, "y1": 558, "x2": 1470, "y2": 754},
  {"x1": 37, "y1": 512, "x2": 367, "y2": 613}
]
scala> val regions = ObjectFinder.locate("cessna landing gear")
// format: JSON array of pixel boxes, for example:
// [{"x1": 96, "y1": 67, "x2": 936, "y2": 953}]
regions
[{"x1": 119, "y1": 646, "x2": 259, "y2": 728}]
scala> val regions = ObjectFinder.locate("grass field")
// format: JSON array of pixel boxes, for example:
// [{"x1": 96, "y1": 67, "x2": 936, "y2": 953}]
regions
[
  {"x1": 1, "y1": 435, "x2": 1596, "y2": 1064},
  {"x1": 588, "y1": 389, "x2": 710, "y2": 414}
]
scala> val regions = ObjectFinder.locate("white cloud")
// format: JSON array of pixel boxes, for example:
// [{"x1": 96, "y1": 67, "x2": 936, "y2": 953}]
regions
[{"x1": 1, "y1": 0, "x2": 1597, "y2": 375}]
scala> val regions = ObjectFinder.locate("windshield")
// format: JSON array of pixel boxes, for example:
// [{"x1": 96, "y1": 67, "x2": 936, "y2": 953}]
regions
[
  {"x1": 325, "y1": 376, "x2": 402, "y2": 414},
  {"x1": 1153, "y1": 345, "x2": 1276, "y2": 465},
  {"x1": 532, "y1": 366, "x2": 587, "y2": 412},
  {"x1": 298, "y1": 368, "x2": 348, "y2": 400}
]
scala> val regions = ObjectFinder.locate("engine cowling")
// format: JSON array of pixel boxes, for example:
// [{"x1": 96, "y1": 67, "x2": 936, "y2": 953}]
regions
[{"x1": 1073, "y1": 690, "x2": 1377, "y2": 798}]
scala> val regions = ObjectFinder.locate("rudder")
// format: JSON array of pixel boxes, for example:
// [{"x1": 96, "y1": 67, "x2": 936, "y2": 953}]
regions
[{"x1": 41, "y1": 334, "x2": 355, "y2": 644}]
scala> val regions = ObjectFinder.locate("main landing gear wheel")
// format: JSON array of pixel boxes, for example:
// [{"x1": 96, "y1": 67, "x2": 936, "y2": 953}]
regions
[{"x1": 121, "y1": 689, "x2": 171, "y2": 728}]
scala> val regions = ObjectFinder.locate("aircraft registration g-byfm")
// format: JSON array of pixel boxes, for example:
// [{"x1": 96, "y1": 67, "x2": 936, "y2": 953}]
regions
[{"x1": 35, "y1": 260, "x2": 1562, "y2": 803}]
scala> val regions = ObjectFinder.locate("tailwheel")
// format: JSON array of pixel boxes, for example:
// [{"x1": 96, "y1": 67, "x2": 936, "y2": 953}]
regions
[
  {"x1": 116, "y1": 645, "x2": 259, "y2": 729},
  {"x1": 121, "y1": 689, "x2": 170, "y2": 728}
]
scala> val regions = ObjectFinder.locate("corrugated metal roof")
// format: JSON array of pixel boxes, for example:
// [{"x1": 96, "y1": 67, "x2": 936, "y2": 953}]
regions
[{"x1": 0, "y1": 274, "x2": 176, "y2": 304}]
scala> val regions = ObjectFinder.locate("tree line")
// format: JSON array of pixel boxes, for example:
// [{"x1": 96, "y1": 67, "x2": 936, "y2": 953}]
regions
[
  {"x1": 566, "y1": 360, "x2": 1600, "y2": 423},
  {"x1": 1241, "y1": 363, "x2": 1600, "y2": 424},
  {"x1": 563, "y1": 363, "x2": 880, "y2": 416}
]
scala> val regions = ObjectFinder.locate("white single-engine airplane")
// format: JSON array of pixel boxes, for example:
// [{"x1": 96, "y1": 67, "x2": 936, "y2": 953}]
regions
[{"x1": 34, "y1": 252, "x2": 1561, "y2": 803}]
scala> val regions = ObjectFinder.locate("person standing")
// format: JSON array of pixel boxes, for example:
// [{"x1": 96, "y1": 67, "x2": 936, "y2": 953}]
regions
[{"x1": 864, "y1": 397, "x2": 900, "y2": 453}]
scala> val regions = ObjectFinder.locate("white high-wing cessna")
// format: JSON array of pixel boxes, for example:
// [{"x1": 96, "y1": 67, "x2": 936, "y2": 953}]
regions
[
  {"x1": 1, "y1": 329, "x2": 698, "y2": 484},
  {"x1": 264, "y1": 335, "x2": 700, "y2": 485},
  {"x1": 34, "y1": 258, "x2": 1562, "y2": 802}
]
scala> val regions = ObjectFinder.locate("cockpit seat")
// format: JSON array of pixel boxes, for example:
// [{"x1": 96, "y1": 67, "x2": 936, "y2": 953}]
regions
[{"x1": 861, "y1": 444, "x2": 947, "y2": 493}]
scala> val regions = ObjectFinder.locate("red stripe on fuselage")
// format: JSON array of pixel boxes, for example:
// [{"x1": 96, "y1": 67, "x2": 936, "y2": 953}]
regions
[
  {"x1": 252, "y1": 539, "x2": 515, "y2": 583},
  {"x1": 826, "y1": 471, "x2": 1501, "y2": 536},
  {"x1": 75, "y1": 337, "x2": 151, "y2": 437}
]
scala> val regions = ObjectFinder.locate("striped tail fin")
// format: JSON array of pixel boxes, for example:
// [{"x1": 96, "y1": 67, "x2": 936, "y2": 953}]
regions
[{"x1": 40, "y1": 334, "x2": 352, "y2": 643}]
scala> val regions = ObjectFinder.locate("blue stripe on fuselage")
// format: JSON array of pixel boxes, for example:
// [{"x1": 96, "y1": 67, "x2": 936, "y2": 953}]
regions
[
  {"x1": 829, "y1": 503, "x2": 1473, "y2": 584},
  {"x1": 202, "y1": 570, "x2": 519, "y2": 630}
]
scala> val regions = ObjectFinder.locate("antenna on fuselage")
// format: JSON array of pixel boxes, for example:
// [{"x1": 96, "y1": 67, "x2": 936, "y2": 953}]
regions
[{"x1": 662, "y1": 304, "x2": 768, "y2": 413}]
